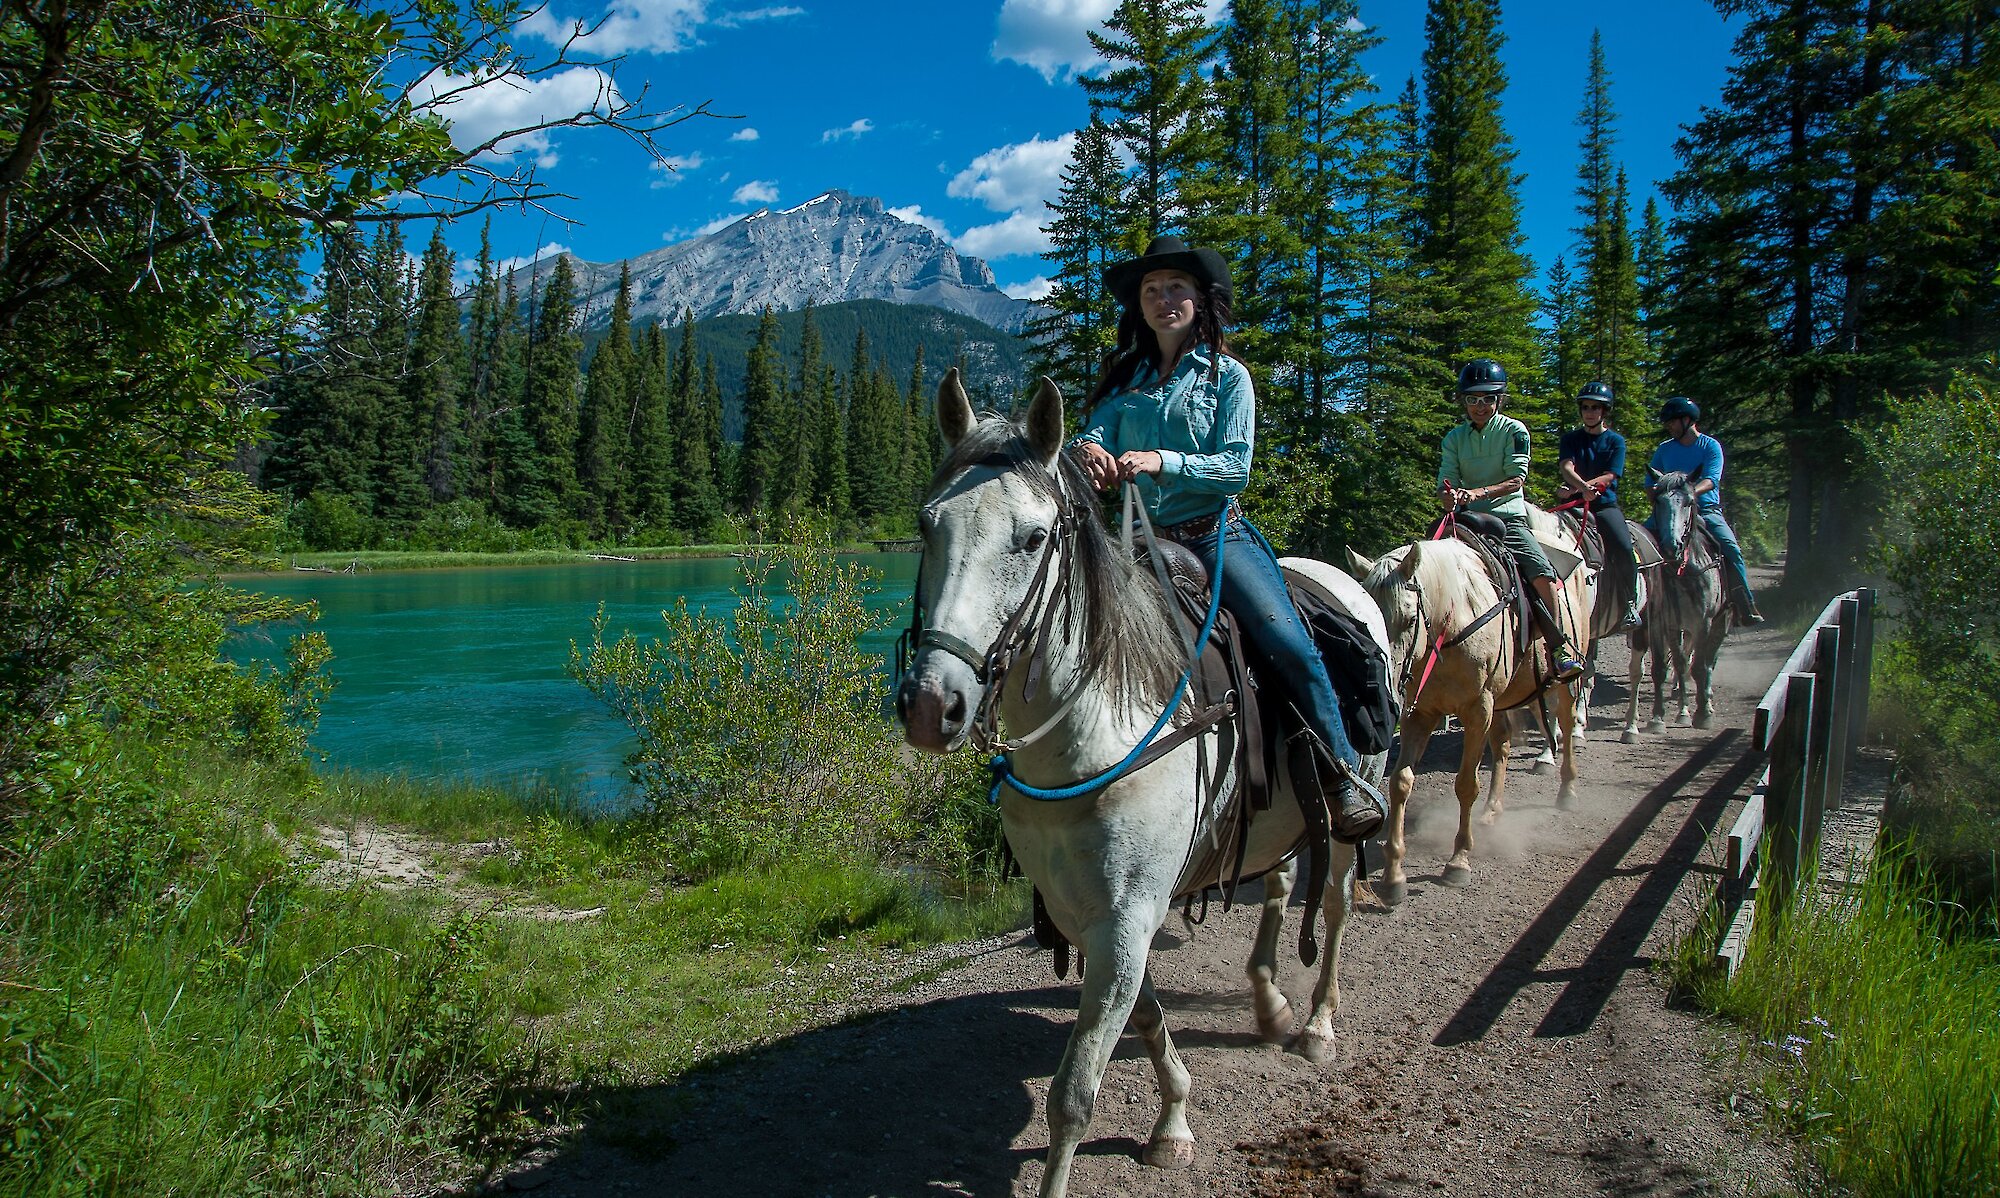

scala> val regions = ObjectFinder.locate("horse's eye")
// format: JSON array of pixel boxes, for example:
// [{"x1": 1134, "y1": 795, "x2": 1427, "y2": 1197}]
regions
[{"x1": 1023, "y1": 528, "x2": 1049, "y2": 553}]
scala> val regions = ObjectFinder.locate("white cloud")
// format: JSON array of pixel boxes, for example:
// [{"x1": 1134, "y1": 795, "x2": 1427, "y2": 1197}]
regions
[
  {"x1": 732, "y1": 179, "x2": 778, "y2": 204},
  {"x1": 526, "y1": 0, "x2": 707, "y2": 55},
  {"x1": 1004, "y1": 276, "x2": 1055, "y2": 301},
  {"x1": 729, "y1": 126, "x2": 760, "y2": 141},
  {"x1": 821, "y1": 118, "x2": 874, "y2": 143},
  {"x1": 992, "y1": 0, "x2": 1117, "y2": 82},
  {"x1": 649, "y1": 151, "x2": 704, "y2": 188},
  {"x1": 949, "y1": 132, "x2": 1074, "y2": 213},
  {"x1": 414, "y1": 67, "x2": 620, "y2": 168},
  {"x1": 955, "y1": 211, "x2": 1051, "y2": 261},
  {"x1": 713, "y1": 5, "x2": 803, "y2": 27},
  {"x1": 1346, "y1": 15, "x2": 1366, "y2": 32},
  {"x1": 886, "y1": 204, "x2": 951, "y2": 239}
]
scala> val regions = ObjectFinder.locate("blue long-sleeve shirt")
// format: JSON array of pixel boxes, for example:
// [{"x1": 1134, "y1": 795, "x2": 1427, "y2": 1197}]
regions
[
  {"x1": 1072, "y1": 345, "x2": 1252, "y2": 526},
  {"x1": 1648, "y1": 434, "x2": 1725, "y2": 509}
]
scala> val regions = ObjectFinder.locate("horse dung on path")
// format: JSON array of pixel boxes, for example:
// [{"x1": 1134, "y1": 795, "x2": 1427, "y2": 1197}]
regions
[
  {"x1": 895, "y1": 370, "x2": 1391, "y2": 1198},
  {"x1": 1347, "y1": 512, "x2": 1591, "y2": 906},
  {"x1": 1624, "y1": 469, "x2": 1731, "y2": 739}
]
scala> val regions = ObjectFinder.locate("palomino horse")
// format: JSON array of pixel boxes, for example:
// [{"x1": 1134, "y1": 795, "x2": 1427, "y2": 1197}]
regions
[
  {"x1": 1347, "y1": 512, "x2": 1591, "y2": 905},
  {"x1": 897, "y1": 371, "x2": 1391, "y2": 1198},
  {"x1": 1623, "y1": 470, "x2": 1730, "y2": 738}
]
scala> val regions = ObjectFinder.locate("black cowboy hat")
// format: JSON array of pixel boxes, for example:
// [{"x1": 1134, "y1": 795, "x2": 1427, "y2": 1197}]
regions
[{"x1": 1103, "y1": 235, "x2": 1232, "y2": 311}]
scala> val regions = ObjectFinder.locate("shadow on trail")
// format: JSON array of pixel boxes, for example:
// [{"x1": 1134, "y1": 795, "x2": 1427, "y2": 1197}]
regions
[
  {"x1": 523, "y1": 965, "x2": 1079, "y2": 1197},
  {"x1": 1433, "y1": 727, "x2": 1756, "y2": 1046}
]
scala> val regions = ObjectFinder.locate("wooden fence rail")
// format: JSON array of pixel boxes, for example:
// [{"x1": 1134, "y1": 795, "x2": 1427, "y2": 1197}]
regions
[{"x1": 1713, "y1": 588, "x2": 1875, "y2": 976}]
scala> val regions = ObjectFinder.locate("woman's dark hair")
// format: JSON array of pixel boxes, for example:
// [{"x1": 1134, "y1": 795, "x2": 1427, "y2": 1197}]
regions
[{"x1": 1086, "y1": 275, "x2": 1241, "y2": 408}]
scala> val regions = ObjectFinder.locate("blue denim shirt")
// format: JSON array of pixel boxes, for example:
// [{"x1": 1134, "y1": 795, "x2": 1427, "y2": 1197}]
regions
[
  {"x1": 1072, "y1": 345, "x2": 1252, "y2": 526},
  {"x1": 1648, "y1": 434, "x2": 1725, "y2": 509}
]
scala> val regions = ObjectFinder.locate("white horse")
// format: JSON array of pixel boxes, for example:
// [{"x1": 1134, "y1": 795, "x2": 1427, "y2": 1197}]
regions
[
  {"x1": 897, "y1": 371, "x2": 1391, "y2": 1198},
  {"x1": 1348, "y1": 518, "x2": 1589, "y2": 905},
  {"x1": 1623, "y1": 470, "x2": 1730, "y2": 738}
]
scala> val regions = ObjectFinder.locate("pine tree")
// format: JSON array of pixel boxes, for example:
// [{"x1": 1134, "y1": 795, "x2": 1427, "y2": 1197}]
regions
[
  {"x1": 521, "y1": 255, "x2": 582, "y2": 525},
  {"x1": 1029, "y1": 118, "x2": 1127, "y2": 407},
  {"x1": 900, "y1": 345, "x2": 930, "y2": 508},
  {"x1": 483, "y1": 274, "x2": 531, "y2": 521},
  {"x1": 1081, "y1": 0, "x2": 1215, "y2": 244},
  {"x1": 735, "y1": 305, "x2": 784, "y2": 514},
  {"x1": 813, "y1": 345, "x2": 850, "y2": 519},
  {"x1": 1540, "y1": 255, "x2": 1584, "y2": 399},
  {"x1": 1633, "y1": 196, "x2": 1669, "y2": 391},
  {"x1": 460, "y1": 218, "x2": 502, "y2": 501},
  {"x1": 408, "y1": 225, "x2": 464, "y2": 504},
  {"x1": 264, "y1": 226, "x2": 380, "y2": 506},
  {"x1": 702, "y1": 353, "x2": 733, "y2": 519},
  {"x1": 1413, "y1": 0, "x2": 1540, "y2": 395},
  {"x1": 628, "y1": 322, "x2": 673, "y2": 532},
  {"x1": 668, "y1": 309, "x2": 722, "y2": 534},
  {"x1": 843, "y1": 329, "x2": 892, "y2": 521},
  {"x1": 577, "y1": 265, "x2": 636, "y2": 532},
  {"x1": 366, "y1": 223, "x2": 428, "y2": 523},
  {"x1": 786, "y1": 302, "x2": 826, "y2": 512},
  {"x1": 1569, "y1": 33, "x2": 1643, "y2": 401}
]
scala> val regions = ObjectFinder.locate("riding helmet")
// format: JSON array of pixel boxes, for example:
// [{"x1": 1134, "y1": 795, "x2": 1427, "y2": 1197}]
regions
[
  {"x1": 1457, "y1": 358, "x2": 1508, "y2": 394},
  {"x1": 1658, "y1": 396, "x2": 1701, "y2": 423},
  {"x1": 1576, "y1": 381, "x2": 1615, "y2": 407}
]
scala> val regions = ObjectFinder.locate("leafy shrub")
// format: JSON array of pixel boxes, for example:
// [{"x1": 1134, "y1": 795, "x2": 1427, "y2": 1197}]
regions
[
  {"x1": 288, "y1": 491, "x2": 376, "y2": 551},
  {"x1": 571, "y1": 520, "x2": 991, "y2": 878},
  {"x1": 1869, "y1": 365, "x2": 2000, "y2": 910}
]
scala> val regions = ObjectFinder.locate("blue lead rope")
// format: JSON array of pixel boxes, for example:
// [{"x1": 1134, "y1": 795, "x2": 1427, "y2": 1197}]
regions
[{"x1": 988, "y1": 502, "x2": 1230, "y2": 804}]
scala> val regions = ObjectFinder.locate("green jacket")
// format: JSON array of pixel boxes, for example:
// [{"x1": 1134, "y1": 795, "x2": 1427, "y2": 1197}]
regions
[{"x1": 1439, "y1": 413, "x2": 1530, "y2": 517}]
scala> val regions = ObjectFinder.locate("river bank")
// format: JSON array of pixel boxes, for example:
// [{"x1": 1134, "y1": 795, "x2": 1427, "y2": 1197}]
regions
[{"x1": 262, "y1": 541, "x2": 909, "y2": 575}]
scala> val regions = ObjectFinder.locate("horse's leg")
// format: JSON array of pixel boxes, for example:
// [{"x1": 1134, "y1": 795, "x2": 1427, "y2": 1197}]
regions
[
  {"x1": 1129, "y1": 967, "x2": 1195, "y2": 1168},
  {"x1": 1247, "y1": 859, "x2": 1295, "y2": 1043},
  {"x1": 1646, "y1": 628, "x2": 1668, "y2": 734},
  {"x1": 1529, "y1": 704, "x2": 1557, "y2": 775},
  {"x1": 1446, "y1": 700, "x2": 1493, "y2": 884},
  {"x1": 1380, "y1": 712, "x2": 1442, "y2": 907},
  {"x1": 1041, "y1": 921, "x2": 1153, "y2": 1198},
  {"x1": 1692, "y1": 620, "x2": 1725, "y2": 729},
  {"x1": 1554, "y1": 678, "x2": 1582, "y2": 809},
  {"x1": 1478, "y1": 707, "x2": 1511, "y2": 828},
  {"x1": 1622, "y1": 637, "x2": 1646, "y2": 743},
  {"x1": 1293, "y1": 841, "x2": 1358, "y2": 1064},
  {"x1": 1574, "y1": 644, "x2": 1596, "y2": 744},
  {"x1": 1672, "y1": 634, "x2": 1694, "y2": 725}
]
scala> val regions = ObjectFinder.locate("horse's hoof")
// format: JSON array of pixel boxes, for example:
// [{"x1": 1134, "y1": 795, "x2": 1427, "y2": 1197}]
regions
[
  {"x1": 1557, "y1": 786, "x2": 1577, "y2": 810},
  {"x1": 1646, "y1": 719, "x2": 1666, "y2": 734},
  {"x1": 1693, "y1": 712, "x2": 1713, "y2": 729},
  {"x1": 1254, "y1": 998, "x2": 1294, "y2": 1044},
  {"x1": 1290, "y1": 1028, "x2": 1336, "y2": 1064},
  {"x1": 1441, "y1": 864, "x2": 1472, "y2": 887},
  {"x1": 1144, "y1": 1136, "x2": 1196, "y2": 1170},
  {"x1": 1376, "y1": 878, "x2": 1409, "y2": 906},
  {"x1": 1621, "y1": 728, "x2": 1640, "y2": 744},
  {"x1": 1531, "y1": 758, "x2": 1552, "y2": 775},
  {"x1": 1479, "y1": 810, "x2": 1498, "y2": 827}
]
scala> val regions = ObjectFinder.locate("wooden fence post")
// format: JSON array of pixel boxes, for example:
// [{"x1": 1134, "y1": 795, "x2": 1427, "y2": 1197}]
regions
[
  {"x1": 1847, "y1": 587, "x2": 1875, "y2": 771},
  {"x1": 1764, "y1": 672, "x2": 1815, "y2": 909},
  {"x1": 1831, "y1": 594, "x2": 1860, "y2": 809},
  {"x1": 1806, "y1": 623, "x2": 1841, "y2": 856}
]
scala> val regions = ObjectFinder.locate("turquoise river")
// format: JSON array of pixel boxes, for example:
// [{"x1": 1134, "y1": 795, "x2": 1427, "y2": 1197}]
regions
[{"x1": 232, "y1": 554, "x2": 920, "y2": 807}]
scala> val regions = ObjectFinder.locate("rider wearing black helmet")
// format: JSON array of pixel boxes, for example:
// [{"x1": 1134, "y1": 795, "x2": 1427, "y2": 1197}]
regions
[
  {"x1": 1437, "y1": 359, "x2": 1587, "y2": 682},
  {"x1": 1557, "y1": 382, "x2": 1642, "y2": 630},
  {"x1": 1645, "y1": 397, "x2": 1765, "y2": 625}
]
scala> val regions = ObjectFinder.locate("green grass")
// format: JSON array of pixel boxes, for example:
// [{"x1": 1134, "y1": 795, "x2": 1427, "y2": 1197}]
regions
[
  {"x1": 2, "y1": 755, "x2": 1025, "y2": 1195},
  {"x1": 1672, "y1": 847, "x2": 2000, "y2": 1197}
]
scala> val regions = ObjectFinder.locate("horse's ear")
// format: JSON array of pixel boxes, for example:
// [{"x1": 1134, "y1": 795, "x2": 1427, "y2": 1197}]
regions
[
  {"x1": 937, "y1": 367, "x2": 975, "y2": 447},
  {"x1": 1396, "y1": 543, "x2": 1423, "y2": 579},
  {"x1": 1344, "y1": 546, "x2": 1375, "y2": 578},
  {"x1": 1025, "y1": 376, "x2": 1065, "y2": 466},
  {"x1": 1647, "y1": 466, "x2": 1661, "y2": 482}
]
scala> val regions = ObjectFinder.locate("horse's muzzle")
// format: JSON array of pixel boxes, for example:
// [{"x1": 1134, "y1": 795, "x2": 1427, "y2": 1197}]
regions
[{"x1": 897, "y1": 673, "x2": 972, "y2": 754}]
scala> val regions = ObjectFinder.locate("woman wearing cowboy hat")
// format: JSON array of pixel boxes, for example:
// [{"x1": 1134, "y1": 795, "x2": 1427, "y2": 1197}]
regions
[{"x1": 1070, "y1": 235, "x2": 1383, "y2": 843}]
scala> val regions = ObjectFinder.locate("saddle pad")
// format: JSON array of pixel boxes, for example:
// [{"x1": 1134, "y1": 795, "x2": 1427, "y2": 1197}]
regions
[
  {"x1": 1534, "y1": 531, "x2": 1585, "y2": 580},
  {"x1": 1630, "y1": 520, "x2": 1665, "y2": 569}
]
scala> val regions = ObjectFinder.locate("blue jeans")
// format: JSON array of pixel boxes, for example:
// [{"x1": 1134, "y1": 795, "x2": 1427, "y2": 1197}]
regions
[
  {"x1": 1184, "y1": 515, "x2": 1358, "y2": 769},
  {"x1": 1698, "y1": 509, "x2": 1756, "y2": 603}
]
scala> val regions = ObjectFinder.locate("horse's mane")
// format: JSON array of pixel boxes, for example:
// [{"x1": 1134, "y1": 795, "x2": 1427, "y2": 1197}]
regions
[
  {"x1": 1360, "y1": 539, "x2": 1500, "y2": 650},
  {"x1": 928, "y1": 416, "x2": 1185, "y2": 710}
]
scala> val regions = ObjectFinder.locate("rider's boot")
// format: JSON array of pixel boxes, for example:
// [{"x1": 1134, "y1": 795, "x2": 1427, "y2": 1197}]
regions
[
  {"x1": 1731, "y1": 589, "x2": 1767, "y2": 627},
  {"x1": 1327, "y1": 758, "x2": 1387, "y2": 844},
  {"x1": 1530, "y1": 595, "x2": 1587, "y2": 683},
  {"x1": 1620, "y1": 599, "x2": 1643, "y2": 631}
]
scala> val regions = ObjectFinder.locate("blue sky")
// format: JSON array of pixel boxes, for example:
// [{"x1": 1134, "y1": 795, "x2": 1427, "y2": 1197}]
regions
[{"x1": 432, "y1": 0, "x2": 1739, "y2": 300}]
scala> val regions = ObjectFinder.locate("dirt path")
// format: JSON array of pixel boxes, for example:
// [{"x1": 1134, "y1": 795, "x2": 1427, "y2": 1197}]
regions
[{"x1": 484, "y1": 593, "x2": 1806, "y2": 1198}]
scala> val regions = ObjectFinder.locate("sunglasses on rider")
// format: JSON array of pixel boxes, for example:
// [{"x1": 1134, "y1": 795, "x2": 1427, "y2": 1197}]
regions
[{"x1": 1461, "y1": 395, "x2": 1500, "y2": 406}]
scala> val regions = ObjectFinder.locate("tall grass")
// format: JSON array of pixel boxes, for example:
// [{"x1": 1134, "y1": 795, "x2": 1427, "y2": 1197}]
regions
[{"x1": 1675, "y1": 845, "x2": 1999, "y2": 1197}]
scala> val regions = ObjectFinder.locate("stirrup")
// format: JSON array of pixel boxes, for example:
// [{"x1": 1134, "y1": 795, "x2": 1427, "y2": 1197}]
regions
[
  {"x1": 1552, "y1": 655, "x2": 1586, "y2": 684},
  {"x1": 1327, "y1": 758, "x2": 1387, "y2": 845}
]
